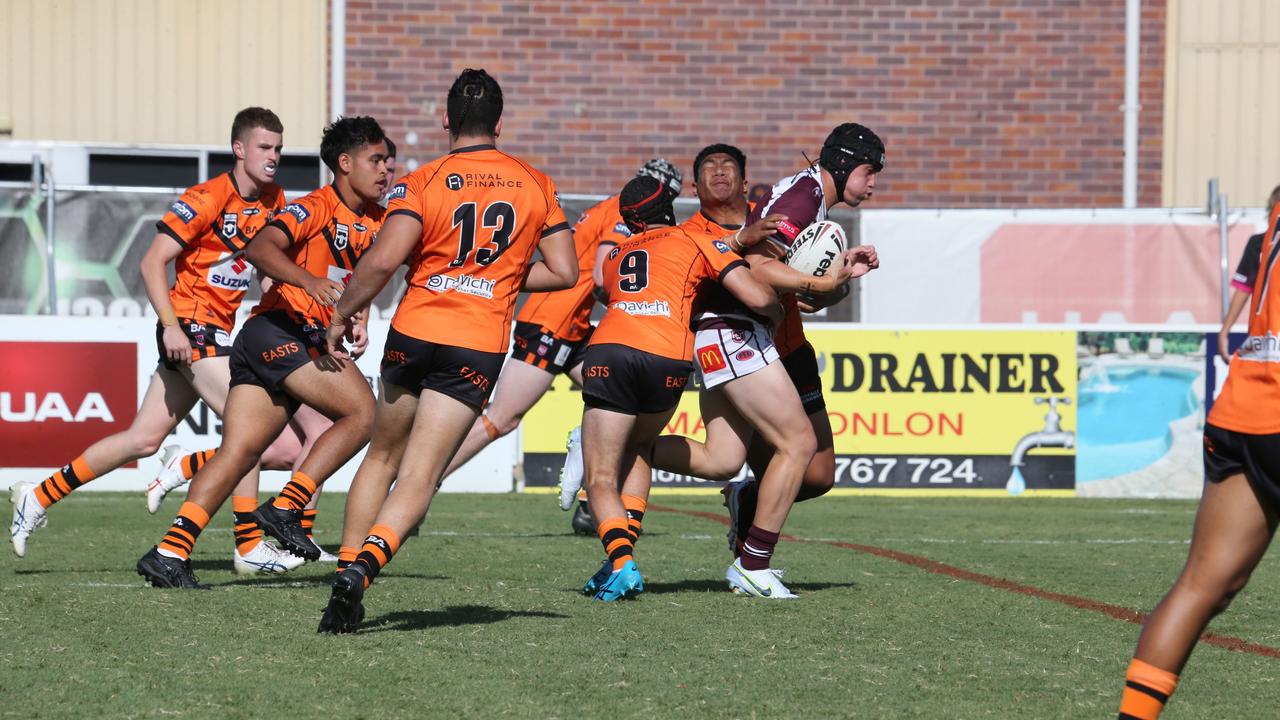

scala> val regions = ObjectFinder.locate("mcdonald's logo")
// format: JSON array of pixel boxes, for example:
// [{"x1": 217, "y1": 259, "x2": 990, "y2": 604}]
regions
[{"x1": 696, "y1": 344, "x2": 727, "y2": 373}]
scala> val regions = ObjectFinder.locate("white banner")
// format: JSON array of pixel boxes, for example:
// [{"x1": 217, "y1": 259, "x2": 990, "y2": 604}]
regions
[{"x1": 860, "y1": 208, "x2": 1267, "y2": 326}]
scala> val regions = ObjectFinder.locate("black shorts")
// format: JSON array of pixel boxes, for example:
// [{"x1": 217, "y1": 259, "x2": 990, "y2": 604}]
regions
[
  {"x1": 156, "y1": 318, "x2": 233, "y2": 370},
  {"x1": 509, "y1": 321, "x2": 592, "y2": 375},
  {"x1": 580, "y1": 343, "x2": 693, "y2": 415},
  {"x1": 782, "y1": 341, "x2": 826, "y2": 415},
  {"x1": 380, "y1": 327, "x2": 505, "y2": 410},
  {"x1": 1204, "y1": 423, "x2": 1280, "y2": 509},
  {"x1": 229, "y1": 311, "x2": 327, "y2": 392}
]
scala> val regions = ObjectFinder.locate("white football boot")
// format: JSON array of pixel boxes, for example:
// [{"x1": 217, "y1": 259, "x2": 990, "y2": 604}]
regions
[
  {"x1": 233, "y1": 540, "x2": 306, "y2": 575},
  {"x1": 146, "y1": 445, "x2": 191, "y2": 514},
  {"x1": 10, "y1": 480, "x2": 47, "y2": 558},
  {"x1": 726, "y1": 558, "x2": 797, "y2": 599},
  {"x1": 558, "y1": 426, "x2": 584, "y2": 511}
]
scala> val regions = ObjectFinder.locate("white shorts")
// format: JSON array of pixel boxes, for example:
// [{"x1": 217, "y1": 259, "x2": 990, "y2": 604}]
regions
[{"x1": 692, "y1": 318, "x2": 780, "y2": 390}]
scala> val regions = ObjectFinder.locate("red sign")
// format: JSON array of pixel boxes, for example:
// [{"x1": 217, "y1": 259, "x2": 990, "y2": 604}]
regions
[{"x1": 0, "y1": 342, "x2": 136, "y2": 468}]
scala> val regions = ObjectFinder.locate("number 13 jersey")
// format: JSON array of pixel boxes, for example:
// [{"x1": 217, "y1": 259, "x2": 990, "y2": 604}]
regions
[{"x1": 385, "y1": 144, "x2": 570, "y2": 353}]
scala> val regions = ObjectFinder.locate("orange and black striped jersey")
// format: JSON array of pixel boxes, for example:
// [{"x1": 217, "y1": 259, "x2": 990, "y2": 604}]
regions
[
  {"x1": 253, "y1": 184, "x2": 385, "y2": 326},
  {"x1": 516, "y1": 194, "x2": 630, "y2": 341},
  {"x1": 590, "y1": 225, "x2": 748, "y2": 361},
  {"x1": 1210, "y1": 205, "x2": 1280, "y2": 434},
  {"x1": 156, "y1": 172, "x2": 285, "y2": 331},
  {"x1": 385, "y1": 144, "x2": 570, "y2": 353}
]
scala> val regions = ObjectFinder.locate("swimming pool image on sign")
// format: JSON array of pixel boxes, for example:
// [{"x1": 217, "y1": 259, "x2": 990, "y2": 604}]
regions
[{"x1": 1076, "y1": 364, "x2": 1200, "y2": 482}]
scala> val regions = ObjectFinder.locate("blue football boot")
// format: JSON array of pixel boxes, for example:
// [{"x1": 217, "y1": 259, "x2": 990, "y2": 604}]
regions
[{"x1": 592, "y1": 559, "x2": 644, "y2": 601}]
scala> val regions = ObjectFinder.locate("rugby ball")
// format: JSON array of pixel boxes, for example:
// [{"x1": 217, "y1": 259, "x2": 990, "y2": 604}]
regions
[{"x1": 782, "y1": 220, "x2": 846, "y2": 277}]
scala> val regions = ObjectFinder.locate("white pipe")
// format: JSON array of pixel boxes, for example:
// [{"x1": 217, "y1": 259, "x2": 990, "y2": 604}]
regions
[
  {"x1": 1219, "y1": 194, "x2": 1230, "y2": 320},
  {"x1": 330, "y1": 0, "x2": 346, "y2": 120},
  {"x1": 1122, "y1": 0, "x2": 1140, "y2": 208}
]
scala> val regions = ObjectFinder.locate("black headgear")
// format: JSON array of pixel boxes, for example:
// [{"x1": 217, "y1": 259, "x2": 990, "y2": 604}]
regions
[
  {"x1": 694, "y1": 144, "x2": 747, "y2": 178},
  {"x1": 818, "y1": 123, "x2": 885, "y2": 199},
  {"x1": 636, "y1": 158, "x2": 683, "y2": 198},
  {"x1": 619, "y1": 175, "x2": 675, "y2": 234}
]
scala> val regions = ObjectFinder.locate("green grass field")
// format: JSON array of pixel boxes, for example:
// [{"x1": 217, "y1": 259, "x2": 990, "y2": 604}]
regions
[{"x1": 3, "y1": 492, "x2": 1280, "y2": 719}]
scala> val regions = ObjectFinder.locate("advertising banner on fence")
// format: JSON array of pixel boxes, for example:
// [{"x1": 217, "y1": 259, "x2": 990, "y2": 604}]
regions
[
  {"x1": 0, "y1": 316, "x2": 519, "y2": 493},
  {"x1": 523, "y1": 328, "x2": 1078, "y2": 493},
  {"x1": 0, "y1": 340, "x2": 138, "y2": 468}
]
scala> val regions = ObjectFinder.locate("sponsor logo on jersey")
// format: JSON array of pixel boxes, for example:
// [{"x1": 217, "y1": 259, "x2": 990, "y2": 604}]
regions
[
  {"x1": 736, "y1": 349, "x2": 755, "y2": 362},
  {"x1": 713, "y1": 240, "x2": 732, "y2": 254},
  {"x1": 610, "y1": 300, "x2": 671, "y2": 317},
  {"x1": 333, "y1": 222, "x2": 350, "y2": 251},
  {"x1": 426, "y1": 273, "x2": 496, "y2": 299},
  {"x1": 697, "y1": 344, "x2": 727, "y2": 373},
  {"x1": 353, "y1": 222, "x2": 367, "y2": 233},
  {"x1": 208, "y1": 252, "x2": 253, "y2": 291},
  {"x1": 613, "y1": 222, "x2": 633, "y2": 238},
  {"x1": 170, "y1": 200, "x2": 197, "y2": 223},
  {"x1": 776, "y1": 220, "x2": 801, "y2": 241},
  {"x1": 608, "y1": 247, "x2": 620, "y2": 260},
  {"x1": 214, "y1": 329, "x2": 231, "y2": 347},
  {"x1": 327, "y1": 265, "x2": 353, "y2": 287},
  {"x1": 446, "y1": 173, "x2": 464, "y2": 191},
  {"x1": 284, "y1": 203, "x2": 310, "y2": 222},
  {"x1": 389, "y1": 183, "x2": 408, "y2": 200},
  {"x1": 242, "y1": 207, "x2": 261, "y2": 216}
]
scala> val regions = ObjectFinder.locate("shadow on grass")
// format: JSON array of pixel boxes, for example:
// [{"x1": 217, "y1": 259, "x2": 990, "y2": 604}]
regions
[
  {"x1": 641, "y1": 579, "x2": 857, "y2": 594},
  {"x1": 213, "y1": 572, "x2": 449, "y2": 589},
  {"x1": 362, "y1": 604, "x2": 568, "y2": 633}
]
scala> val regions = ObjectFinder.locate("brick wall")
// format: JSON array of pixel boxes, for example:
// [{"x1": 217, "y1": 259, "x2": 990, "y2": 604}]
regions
[{"x1": 345, "y1": 0, "x2": 1165, "y2": 208}]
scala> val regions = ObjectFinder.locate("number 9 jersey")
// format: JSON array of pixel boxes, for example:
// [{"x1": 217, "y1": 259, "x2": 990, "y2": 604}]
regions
[
  {"x1": 384, "y1": 144, "x2": 570, "y2": 353},
  {"x1": 590, "y1": 226, "x2": 748, "y2": 362}
]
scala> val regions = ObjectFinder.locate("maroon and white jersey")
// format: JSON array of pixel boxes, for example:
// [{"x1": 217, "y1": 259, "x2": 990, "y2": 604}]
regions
[
  {"x1": 693, "y1": 166, "x2": 830, "y2": 333},
  {"x1": 748, "y1": 165, "x2": 830, "y2": 251}
]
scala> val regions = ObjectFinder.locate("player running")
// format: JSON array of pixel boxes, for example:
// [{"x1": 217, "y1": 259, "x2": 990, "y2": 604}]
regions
[
  {"x1": 574, "y1": 173, "x2": 782, "y2": 601},
  {"x1": 316, "y1": 69, "x2": 578, "y2": 633},
  {"x1": 9, "y1": 108, "x2": 300, "y2": 574},
  {"x1": 437, "y1": 159, "x2": 683, "y2": 487},
  {"x1": 133, "y1": 116, "x2": 390, "y2": 588},
  {"x1": 1115, "y1": 204, "x2": 1280, "y2": 718},
  {"x1": 656, "y1": 142, "x2": 873, "y2": 596},
  {"x1": 714, "y1": 123, "x2": 885, "y2": 554}
]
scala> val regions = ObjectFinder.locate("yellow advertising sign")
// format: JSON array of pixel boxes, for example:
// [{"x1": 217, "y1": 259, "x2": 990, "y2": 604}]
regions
[
  {"x1": 522, "y1": 328, "x2": 1077, "y2": 491},
  {"x1": 812, "y1": 328, "x2": 1077, "y2": 455}
]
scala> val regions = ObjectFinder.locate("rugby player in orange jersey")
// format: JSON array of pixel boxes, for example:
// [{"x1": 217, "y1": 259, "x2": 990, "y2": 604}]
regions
[
  {"x1": 131, "y1": 116, "x2": 390, "y2": 588},
  {"x1": 145, "y1": 137, "x2": 402, "y2": 559},
  {"x1": 10, "y1": 108, "x2": 290, "y2": 571},
  {"x1": 316, "y1": 69, "x2": 578, "y2": 632},
  {"x1": 574, "y1": 174, "x2": 783, "y2": 600},
  {"x1": 438, "y1": 159, "x2": 682, "y2": 485},
  {"x1": 1115, "y1": 206, "x2": 1280, "y2": 719}
]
